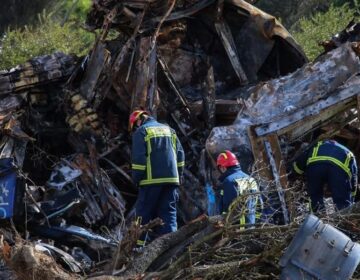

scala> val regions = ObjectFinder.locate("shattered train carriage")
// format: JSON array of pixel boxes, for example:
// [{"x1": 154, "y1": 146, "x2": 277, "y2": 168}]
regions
[
  {"x1": 207, "y1": 41, "x2": 360, "y2": 223},
  {"x1": 1, "y1": 0, "x2": 360, "y2": 278},
  {"x1": 0, "y1": 0, "x2": 306, "y2": 225}
]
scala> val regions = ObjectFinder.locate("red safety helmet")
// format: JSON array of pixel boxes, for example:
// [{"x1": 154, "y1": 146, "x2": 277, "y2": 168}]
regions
[
  {"x1": 129, "y1": 110, "x2": 148, "y2": 131},
  {"x1": 216, "y1": 150, "x2": 239, "y2": 168}
]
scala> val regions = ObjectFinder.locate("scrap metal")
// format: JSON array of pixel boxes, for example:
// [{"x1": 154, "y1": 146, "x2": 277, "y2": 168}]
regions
[{"x1": 3, "y1": 0, "x2": 360, "y2": 279}]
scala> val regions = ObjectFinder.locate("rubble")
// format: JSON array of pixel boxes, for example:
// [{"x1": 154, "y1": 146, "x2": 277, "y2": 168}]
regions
[{"x1": 0, "y1": 0, "x2": 360, "y2": 279}]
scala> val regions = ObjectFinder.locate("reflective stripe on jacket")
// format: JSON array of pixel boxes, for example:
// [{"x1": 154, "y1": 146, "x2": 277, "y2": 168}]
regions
[
  {"x1": 293, "y1": 140, "x2": 358, "y2": 190},
  {"x1": 131, "y1": 117, "x2": 185, "y2": 186},
  {"x1": 218, "y1": 166, "x2": 263, "y2": 224}
]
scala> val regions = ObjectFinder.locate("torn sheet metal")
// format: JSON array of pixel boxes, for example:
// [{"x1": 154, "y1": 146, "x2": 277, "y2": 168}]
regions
[
  {"x1": 0, "y1": 0, "x2": 318, "y2": 273},
  {"x1": 47, "y1": 163, "x2": 82, "y2": 190},
  {"x1": 280, "y1": 214, "x2": 360, "y2": 280},
  {"x1": 0, "y1": 52, "x2": 77, "y2": 95},
  {"x1": 206, "y1": 42, "x2": 360, "y2": 224},
  {"x1": 35, "y1": 242, "x2": 83, "y2": 273},
  {"x1": 71, "y1": 154, "x2": 126, "y2": 226},
  {"x1": 0, "y1": 117, "x2": 32, "y2": 168},
  {"x1": 0, "y1": 158, "x2": 17, "y2": 219},
  {"x1": 242, "y1": 43, "x2": 360, "y2": 125},
  {"x1": 206, "y1": 43, "x2": 360, "y2": 165},
  {"x1": 32, "y1": 225, "x2": 117, "y2": 250}
]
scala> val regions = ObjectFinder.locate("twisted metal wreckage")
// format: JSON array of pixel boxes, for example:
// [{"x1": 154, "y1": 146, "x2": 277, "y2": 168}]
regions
[{"x1": 1, "y1": 0, "x2": 360, "y2": 278}]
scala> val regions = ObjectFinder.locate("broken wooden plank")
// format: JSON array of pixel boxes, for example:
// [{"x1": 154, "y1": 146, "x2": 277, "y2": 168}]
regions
[
  {"x1": 263, "y1": 140, "x2": 289, "y2": 224},
  {"x1": 265, "y1": 134, "x2": 294, "y2": 221},
  {"x1": 247, "y1": 126, "x2": 273, "y2": 181},
  {"x1": 80, "y1": 41, "x2": 110, "y2": 103},
  {"x1": 265, "y1": 134, "x2": 288, "y2": 189}
]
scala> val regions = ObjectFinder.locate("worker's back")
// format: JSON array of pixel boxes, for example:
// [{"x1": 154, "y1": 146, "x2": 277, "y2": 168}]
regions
[
  {"x1": 293, "y1": 139, "x2": 357, "y2": 212},
  {"x1": 306, "y1": 140, "x2": 354, "y2": 177},
  {"x1": 132, "y1": 117, "x2": 185, "y2": 187}
]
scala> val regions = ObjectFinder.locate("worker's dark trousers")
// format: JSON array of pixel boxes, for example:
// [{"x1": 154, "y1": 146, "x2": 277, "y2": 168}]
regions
[
  {"x1": 135, "y1": 184, "x2": 178, "y2": 245},
  {"x1": 306, "y1": 162, "x2": 353, "y2": 212}
]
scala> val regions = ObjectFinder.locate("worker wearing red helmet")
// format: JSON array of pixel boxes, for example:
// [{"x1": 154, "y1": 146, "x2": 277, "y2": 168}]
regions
[
  {"x1": 129, "y1": 110, "x2": 185, "y2": 247},
  {"x1": 217, "y1": 150, "x2": 262, "y2": 225}
]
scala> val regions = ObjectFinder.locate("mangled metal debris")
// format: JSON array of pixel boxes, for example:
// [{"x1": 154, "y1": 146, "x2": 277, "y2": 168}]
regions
[{"x1": 0, "y1": 0, "x2": 360, "y2": 279}]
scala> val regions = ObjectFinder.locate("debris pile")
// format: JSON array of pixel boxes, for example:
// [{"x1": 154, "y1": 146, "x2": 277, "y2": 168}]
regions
[{"x1": 0, "y1": 0, "x2": 360, "y2": 279}]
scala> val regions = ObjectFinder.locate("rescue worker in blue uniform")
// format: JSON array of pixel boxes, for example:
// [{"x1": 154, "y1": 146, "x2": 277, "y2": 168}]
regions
[
  {"x1": 293, "y1": 139, "x2": 358, "y2": 212},
  {"x1": 217, "y1": 150, "x2": 262, "y2": 225},
  {"x1": 129, "y1": 110, "x2": 185, "y2": 247}
]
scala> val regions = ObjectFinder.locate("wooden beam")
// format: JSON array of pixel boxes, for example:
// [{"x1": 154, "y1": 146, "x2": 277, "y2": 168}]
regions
[
  {"x1": 266, "y1": 134, "x2": 288, "y2": 189},
  {"x1": 247, "y1": 126, "x2": 272, "y2": 181}
]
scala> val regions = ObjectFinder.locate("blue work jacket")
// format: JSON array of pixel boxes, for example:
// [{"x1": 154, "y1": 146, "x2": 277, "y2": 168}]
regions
[
  {"x1": 218, "y1": 166, "x2": 260, "y2": 223},
  {"x1": 293, "y1": 140, "x2": 358, "y2": 188},
  {"x1": 131, "y1": 117, "x2": 185, "y2": 186}
]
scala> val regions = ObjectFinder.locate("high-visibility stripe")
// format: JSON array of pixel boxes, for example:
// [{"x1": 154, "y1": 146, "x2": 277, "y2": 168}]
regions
[
  {"x1": 132, "y1": 164, "x2": 146, "y2": 170},
  {"x1": 254, "y1": 196, "x2": 262, "y2": 220},
  {"x1": 145, "y1": 136, "x2": 152, "y2": 180},
  {"x1": 312, "y1": 141, "x2": 322, "y2": 157},
  {"x1": 139, "y1": 177, "x2": 180, "y2": 186},
  {"x1": 307, "y1": 141, "x2": 353, "y2": 177},
  {"x1": 293, "y1": 162, "x2": 304, "y2": 174},
  {"x1": 239, "y1": 214, "x2": 246, "y2": 231},
  {"x1": 307, "y1": 156, "x2": 351, "y2": 177},
  {"x1": 345, "y1": 152, "x2": 352, "y2": 167},
  {"x1": 142, "y1": 126, "x2": 181, "y2": 184},
  {"x1": 234, "y1": 178, "x2": 258, "y2": 195},
  {"x1": 135, "y1": 216, "x2": 142, "y2": 225},
  {"x1": 171, "y1": 134, "x2": 177, "y2": 151},
  {"x1": 239, "y1": 215, "x2": 246, "y2": 225},
  {"x1": 137, "y1": 240, "x2": 145, "y2": 246},
  {"x1": 145, "y1": 127, "x2": 172, "y2": 140},
  {"x1": 170, "y1": 133, "x2": 179, "y2": 178}
]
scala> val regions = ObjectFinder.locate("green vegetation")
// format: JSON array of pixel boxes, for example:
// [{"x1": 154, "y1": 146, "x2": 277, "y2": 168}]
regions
[
  {"x1": 0, "y1": 0, "x2": 94, "y2": 70},
  {"x1": 291, "y1": 3, "x2": 360, "y2": 61},
  {"x1": 1, "y1": 0, "x2": 359, "y2": 68},
  {"x1": 53, "y1": 0, "x2": 92, "y2": 23}
]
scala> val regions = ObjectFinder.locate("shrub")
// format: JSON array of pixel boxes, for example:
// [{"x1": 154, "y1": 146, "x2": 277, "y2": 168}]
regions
[
  {"x1": 0, "y1": 11, "x2": 94, "y2": 70},
  {"x1": 291, "y1": 3, "x2": 359, "y2": 61}
]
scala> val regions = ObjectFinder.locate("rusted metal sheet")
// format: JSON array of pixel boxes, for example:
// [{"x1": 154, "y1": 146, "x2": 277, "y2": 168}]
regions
[
  {"x1": 206, "y1": 43, "x2": 360, "y2": 159},
  {"x1": 255, "y1": 79, "x2": 360, "y2": 137},
  {"x1": 0, "y1": 52, "x2": 77, "y2": 95},
  {"x1": 227, "y1": 0, "x2": 306, "y2": 63},
  {"x1": 1, "y1": 0, "x2": 351, "y2": 275}
]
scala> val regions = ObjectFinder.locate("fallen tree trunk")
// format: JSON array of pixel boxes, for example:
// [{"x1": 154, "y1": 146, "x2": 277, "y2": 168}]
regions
[
  {"x1": 119, "y1": 215, "x2": 210, "y2": 277},
  {"x1": 2, "y1": 242, "x2": 79, "y2": 280}
]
